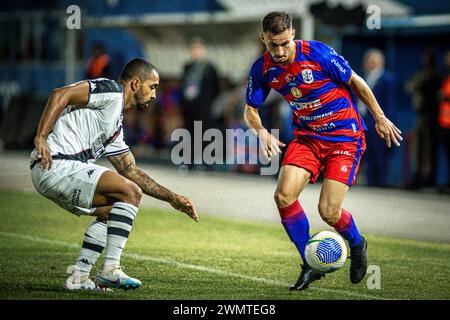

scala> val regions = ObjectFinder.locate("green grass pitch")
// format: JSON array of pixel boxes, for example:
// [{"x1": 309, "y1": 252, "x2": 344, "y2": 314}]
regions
[{"x1": 0, "y1": 189, "x2": 449, "y2": 300}]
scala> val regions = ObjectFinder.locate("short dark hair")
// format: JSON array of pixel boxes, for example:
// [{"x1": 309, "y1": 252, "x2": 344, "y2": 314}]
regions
[
  {"x1": 189, "y1": 36, "x2": 205, "y2": 47},
  {"x1": 261, "y1": 11, "x2": 293, "y2": 34},
  {"x1": 120, "y1": 58, "x2": 158, "y2": 82}
]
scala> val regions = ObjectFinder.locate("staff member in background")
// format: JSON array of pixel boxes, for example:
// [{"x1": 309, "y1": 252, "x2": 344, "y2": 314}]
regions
[
  {"x1": 180, "y1": 37, "x2": 219, "y2": 170},
  {"x1": 359, "y1": 48, "x2": 396, "y2": 187}
]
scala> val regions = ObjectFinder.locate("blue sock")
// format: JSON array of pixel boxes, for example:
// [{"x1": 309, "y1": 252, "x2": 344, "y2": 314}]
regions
[
  {"x1": 333, "y1": 208, "x2": 362, "y2": 248},
  {"x1": 279, "y1": 200, "x2": 310, "y2": 262}
]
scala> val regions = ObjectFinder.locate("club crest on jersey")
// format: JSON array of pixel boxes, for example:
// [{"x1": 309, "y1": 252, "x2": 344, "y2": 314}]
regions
[
  {"x1": 291, "y1": 87, "x2": 302, "y2": 98},
  {"x1": 302, "y1": 69, "x2": 314, "y2": 84}
]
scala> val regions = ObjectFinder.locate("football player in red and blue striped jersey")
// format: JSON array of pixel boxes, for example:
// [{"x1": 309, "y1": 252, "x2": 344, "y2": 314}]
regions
[{"x1": 244, "y1": 12, "x2": 402, "y2": 290}]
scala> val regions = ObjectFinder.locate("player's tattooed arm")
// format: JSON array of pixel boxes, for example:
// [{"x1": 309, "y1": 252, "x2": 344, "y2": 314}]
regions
[
  {"x1": 108, "y1": 151, "x2": 174, "y2": 201},
  {"x1": 34, "y1": 81, "x2": 89, "y2": 170},
  {"x1": 108, "y1": 151, "x2": 199, "y2": 222},
  {"x1": 347, "y1": 71, "x2": 403, "y2": 148}
]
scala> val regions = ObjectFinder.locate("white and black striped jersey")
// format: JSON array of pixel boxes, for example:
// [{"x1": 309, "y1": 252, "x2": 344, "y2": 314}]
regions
[{"x1": 32, "y1": 78, "x2": 130, "y2": 163}]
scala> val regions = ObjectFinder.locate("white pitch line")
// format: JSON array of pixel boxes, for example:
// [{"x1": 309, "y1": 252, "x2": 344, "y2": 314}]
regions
[{"x1": 0, "y1": 231, "x2": 388, "y2": 300}]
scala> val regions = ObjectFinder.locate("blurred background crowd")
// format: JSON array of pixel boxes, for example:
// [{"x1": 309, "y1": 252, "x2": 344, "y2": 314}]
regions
[{"x1": 1, "y1": 0, "x2": 450, "y2": 192}]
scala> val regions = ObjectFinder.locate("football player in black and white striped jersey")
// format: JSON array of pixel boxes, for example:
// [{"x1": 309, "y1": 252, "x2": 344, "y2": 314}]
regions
[{"x1": 31, "y1": 58, "x2": 198, "y2": 291}]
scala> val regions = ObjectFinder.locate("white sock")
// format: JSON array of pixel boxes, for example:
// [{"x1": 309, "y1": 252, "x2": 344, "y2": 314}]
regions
[
  {"x1": 103, "y1": 202, "x2": 138, "y2": 268},
  {"x1": 75, "y1": 218, "x2": 107, "y2": 274}
]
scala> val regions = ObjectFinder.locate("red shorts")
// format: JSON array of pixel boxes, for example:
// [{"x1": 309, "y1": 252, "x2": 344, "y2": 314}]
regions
[{"x1": 281, "y1": 135, "x2": 366, "y2": 187}]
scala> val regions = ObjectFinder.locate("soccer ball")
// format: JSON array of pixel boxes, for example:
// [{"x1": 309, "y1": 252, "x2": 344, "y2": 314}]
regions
[{"x1": 305, "y1": 231, "x2": 347, "y2": 273}]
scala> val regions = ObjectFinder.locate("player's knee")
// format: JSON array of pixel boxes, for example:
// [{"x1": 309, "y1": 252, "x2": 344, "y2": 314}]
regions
[
  {"x1": 130, "y1": 183, "x2": 143, "y2": 205},
  {"x1": 274, "y1": 189, "x2": 296, "y2": 208},
  {"x1": 122, "y1": 181, "x2": 142, "y2": 207},
  {"x1": 318, "y1": 203, "x2": 340, "y2": 226}
]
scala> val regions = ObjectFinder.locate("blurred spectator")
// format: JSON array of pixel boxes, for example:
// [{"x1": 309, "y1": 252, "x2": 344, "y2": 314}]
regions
[
  {"x1": 155, "y1": 78, "x2": 184, "y2": 150},
  {"x1": 222, "y1": 77, "x2": 259, "y2": 174},
  {"x1": 0, "y1": 79, "x2": 21, "y2": 151},
  {"x1": 124, "y1": 78, "x2": 184, "y2": 155},
  {"x1": 211, "y1": 77, "x2": 234, "y2": 129},
  {"x1": 359, "y1": 48, "x2": 396, "y2": 187},
  {"x1": 85, "y1": 42, "x2": 112, "y2": 79},
  {"x1": 220, "y1": 76, "x2": 282, "y2": 174},
  {"x1": 0, "y1": 79, "x2": 20, "y2": 124},
  {"x1": 122, "y1": 108, "x2": 157, "y2": 157},
  {"x1": 407, "y1": 48, "x2": 442, "y2": 188},
  {"x1": 180, "y1": 37, "x2": 220, "y2": 169},
  {"x1": 223, "y1": 77, "x2": 247, "y2": 129},
  {"x1": 438, "y1": 50, "x2": 450, "y2": 193}
]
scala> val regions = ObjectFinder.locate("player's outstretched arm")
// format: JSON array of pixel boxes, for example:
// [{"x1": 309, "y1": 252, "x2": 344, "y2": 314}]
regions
[
  {"x1": 244, "y1": 104, "x2": 286, "y2": 159},
  {"x1": 108, "y1": 151, "x2": 199, "y2": 222},
  {"x1": 347, "y1": 72, "x2": 403, "y2": 148},
  {"x1": 34, "y1": 81, "x2": 90, "y2": 170}
]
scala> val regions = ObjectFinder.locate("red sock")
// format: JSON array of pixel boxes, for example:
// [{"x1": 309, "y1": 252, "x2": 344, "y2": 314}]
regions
[
  {"x1": 333, "y1": 208, "x2": 362, "y2": 248},
  {"x1": 278, "y1": 200, "x2": 309, "y2": 262}
]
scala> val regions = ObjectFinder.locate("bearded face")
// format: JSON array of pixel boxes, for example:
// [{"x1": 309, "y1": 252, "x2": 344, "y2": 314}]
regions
[
  {"x1": 133, "y1": 86, "x2": 152, "y2": 110},
  {"x1": 129, "y1": 71, "x2": 159, "y2": 111}
]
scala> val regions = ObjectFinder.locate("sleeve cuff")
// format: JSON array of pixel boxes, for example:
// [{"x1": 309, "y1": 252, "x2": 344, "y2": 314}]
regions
[
  {"x1": 105, "y1": 148, "x2": 130, "y2": 157},
  {"x1": 246, "y1": 102, "x2": 261, "y2": 109}
]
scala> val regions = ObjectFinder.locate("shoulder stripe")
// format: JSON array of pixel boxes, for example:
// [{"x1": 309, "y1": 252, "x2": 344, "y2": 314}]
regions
[
  {"x1": 301, "y1": 40, "x2": 310, "y2": 56},
  {"x1": 262, "y1": 51, "x2": 272, "y2": 75},
  {"x1": 88, "y1": 79, "x2": 122, "y2": 94}
]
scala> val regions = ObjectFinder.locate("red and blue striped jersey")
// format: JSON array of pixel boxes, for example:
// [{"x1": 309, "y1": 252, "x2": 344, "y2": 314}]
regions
[{"x1": 246, "y1": 40, "x2": 366, "y2": 142}]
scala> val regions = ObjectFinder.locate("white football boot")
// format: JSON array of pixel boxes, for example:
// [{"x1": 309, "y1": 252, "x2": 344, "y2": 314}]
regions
[
  {"x1": 64, "y1": 265, "x2": 97, "y2": 291},
  {"x1": 95, "y1": 265, "x2": 141, "y2": 290}
]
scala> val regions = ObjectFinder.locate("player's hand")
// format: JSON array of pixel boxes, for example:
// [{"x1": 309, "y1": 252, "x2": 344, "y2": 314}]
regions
[
  {"x1": 258, "y1": 129, "x2": 286, "y2": 160},
  {"x1": 170, "y1": 194, "x2": 199, "y2": 223},
  {"x1": 34, "y1": 136, "x2": 52, "y2": 170},
  {"x1": 374, "y1": 115, "x2": 403, "y2": 148}
]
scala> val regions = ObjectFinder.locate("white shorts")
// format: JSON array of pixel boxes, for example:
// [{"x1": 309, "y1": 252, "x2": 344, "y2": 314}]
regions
[{"x1": 30, "y1": 159, "x2": 110, "y2": 216}]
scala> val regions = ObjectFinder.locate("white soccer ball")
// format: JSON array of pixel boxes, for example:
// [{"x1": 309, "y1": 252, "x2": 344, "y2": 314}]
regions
[{"x1": 305, "y1": 231, "x2": 347, "y2": 273}]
